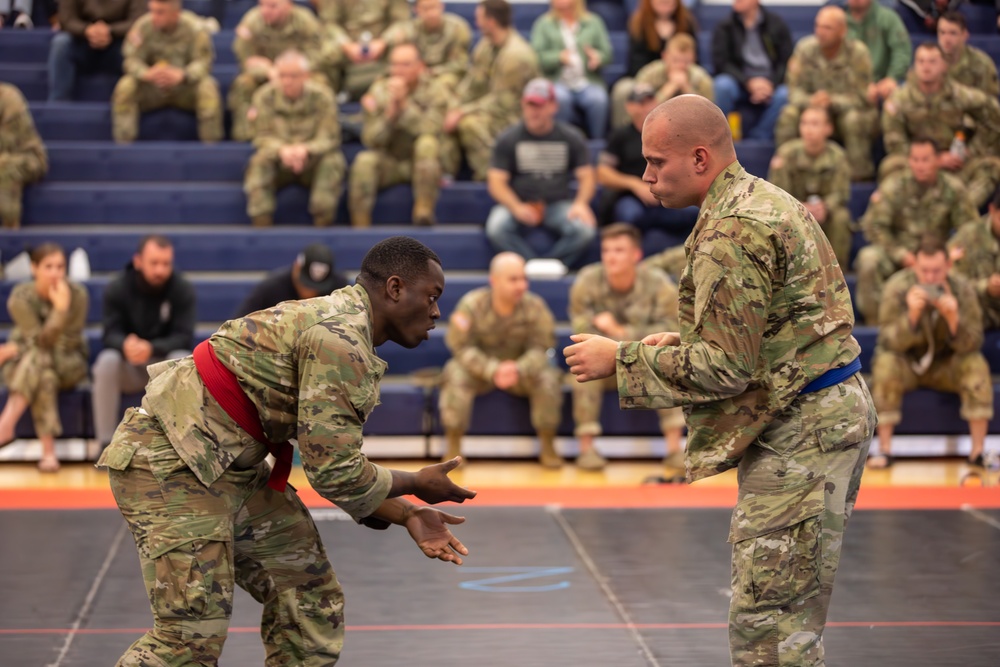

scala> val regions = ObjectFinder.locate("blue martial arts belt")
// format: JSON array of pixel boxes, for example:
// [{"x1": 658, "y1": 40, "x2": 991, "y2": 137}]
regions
[{"x1": 799, "y1": 357, "x2": 862, "y2": 395}]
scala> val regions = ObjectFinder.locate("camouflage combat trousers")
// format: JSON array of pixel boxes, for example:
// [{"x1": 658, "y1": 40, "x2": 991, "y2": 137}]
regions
[
  {"x1": 347, "y1": 135, "x2": 442, "y2": 226},
  {"x1": 775, "y1": 106, "x2": 877, "y2": 181},
  {"x1": 437, "y1": 359, "x2": 563, "y2": 433},
  {"x1": 441, "y1": 111, "x2": 509, "y2": 181},
  {"x1": 244, "y1": 150, "x2": 346, "y2": 225},
  {"x1": 111, "y1": 75, "x2": 223, "y2": 144},
  {"x1": 871, "y1": 350, "x2": 994, "y2": 426},
  {"x1": 878, "y1": 153, "x2": 1000, "y2": 209},
  {"x1": 2, "y1": 345, "x2": 87, "y2": 437},
  {"x1": 102, "y1": 408, "x2": 345, "y2": 667},
  {"x1": 572, "y1": 375, "x2": 684, "y2": 437},
  {"x1": 0, "y1": 153, "x2": 46, "y2": 228},
  {"x1": 729, "y1": 373, "x2": 874, "y2": 667},
  {"x1": 852, "y1": 244, "x2": 899, "y2": 325}
]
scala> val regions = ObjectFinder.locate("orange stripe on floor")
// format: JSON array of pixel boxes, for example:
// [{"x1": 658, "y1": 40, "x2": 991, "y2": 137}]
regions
[{"x1": 1, "y1": 485, "x2": 998, "y2": 510}]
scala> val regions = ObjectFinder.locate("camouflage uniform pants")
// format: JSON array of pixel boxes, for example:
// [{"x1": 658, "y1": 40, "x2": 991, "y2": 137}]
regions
[
  {"x1": 111, "y1": 75, "x2": 223, "y2": 144},
  {"x1": 104, "y1": 408, "x2": 345, "y2": 667},
  {"x1": 437, "y1": 359, "x2": 563, "y2": 433},
  {"x1": 871, "y1": 350, "x2": 994, "y2": 426},
  {"x1": 441, "y1": 111, "x2": 508, "y2": 181},
  {"x1": 347, "y1": 136, "x2": 442, "y2": 225},
  {"x1": 878, "y1": 153, "x2": 1000, "y2": 209},
  {"x1": 729, "y1": 373, "x2": 875, "y2": 667},
  {"x1": 775, "y1": 106, "x2": 877, "y2": 180},
  {"x1": 852, "y1": 244, "x2": 899, "y2": 325},
  {"x1": 2, "y1": 346, "x2": 87, "y2": 437},
  {"x1": 572, "y1": 375, "x2": 683, "y2": 437},
  {"x1": 244, "y1": 150, "x2": 346, "y2": 225},
  {"x1": 817, "y1": 205, "x2": 853, "y2": 273},
  {"x1": 0, "y1": 153, "x2": 46, "y2": 228},
  {"x1": 227, "y1": 69, "x2": 270, "y2": 142}
]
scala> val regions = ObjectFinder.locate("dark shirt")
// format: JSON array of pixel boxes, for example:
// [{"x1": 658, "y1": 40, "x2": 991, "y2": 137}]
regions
[
  {"x1": 101, "y1": 263, "x2": 196, "y2": 355},
  {"x1": 626, "y1": 17, "x2": 700, "y2": 77},
  {"x1": 711, "y1": 7, "x2": 793, "y2": 88},
  {"x1": 233, "y1": 267, "x2": 348, "y2": 318},
  {"x1": 490, "y1": 120, "x2": 590, "y2": 204},
  {"x1": 601, "y1": 123, "x2": 646, "y2": 179}
]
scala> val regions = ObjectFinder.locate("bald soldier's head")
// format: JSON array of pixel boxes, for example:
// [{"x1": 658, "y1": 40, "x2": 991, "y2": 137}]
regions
[
  {"x1": 488, "y1": 252, "x2": 529, "y2": 309},
  {"x1": 814, "y1": 6, "x2": 847, "y2": 51},
  {"x1": 641, "y1": 95, "x2": 737, "y2": 209}
]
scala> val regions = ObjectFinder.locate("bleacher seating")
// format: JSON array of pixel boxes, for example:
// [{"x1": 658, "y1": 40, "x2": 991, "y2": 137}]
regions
[{"x1": 2, "y1": 1, "x2": 1000, "y2": 447}]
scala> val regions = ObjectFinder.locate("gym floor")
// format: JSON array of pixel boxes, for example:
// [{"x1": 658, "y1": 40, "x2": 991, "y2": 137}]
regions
[{"x1": 1, "y1": 458, "x2": 999, "y2": 667}]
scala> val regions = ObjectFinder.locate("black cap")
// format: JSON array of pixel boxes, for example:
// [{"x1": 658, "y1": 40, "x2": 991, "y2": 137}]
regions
[
  {"x1": 296, "y1": 243, "x2": 339, "y2": 294},
  {"x1": 626, "y1": 82, "x2": 656, "y2": 103}
]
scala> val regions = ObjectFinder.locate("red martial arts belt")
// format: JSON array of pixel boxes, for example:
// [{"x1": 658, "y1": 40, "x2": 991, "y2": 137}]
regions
[{"x1": 192, "y1": 340, "x2": 293, "y2": 492}]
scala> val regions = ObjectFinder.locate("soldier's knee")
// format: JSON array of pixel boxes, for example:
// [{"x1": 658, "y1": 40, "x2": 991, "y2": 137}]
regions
[
  {"x1": 112, "y1": 76, "x2": 139, "y2": 105},
  {"x1": 852, "y1": 245, "x2": 880, "y2": 275},
  {"x1": 196, "y1": 77, "x2": 222, "y2": 104},
  {"x1": 414, "y1": 134, "x2": 440, "y2": 160}
]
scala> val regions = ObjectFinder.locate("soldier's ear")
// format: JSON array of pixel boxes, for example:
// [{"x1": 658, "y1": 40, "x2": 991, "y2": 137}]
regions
[{"x1": 385, "y1": 275, "x2": 404, "y2": 303}]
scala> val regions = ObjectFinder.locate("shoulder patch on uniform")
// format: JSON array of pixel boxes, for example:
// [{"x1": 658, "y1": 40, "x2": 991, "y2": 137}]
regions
[
  {"x1": 769, "y1": 156, "x2": 784, "y2": 170},
  {"x1": 452, "y1": 313, "x2": 470, "y2": 332},
  {"x1": 236, "y1": 24, "x2": 253, "y2": 41},
  {"x1": 128, "y1": 30, "x2": 143, "y2": 48}
]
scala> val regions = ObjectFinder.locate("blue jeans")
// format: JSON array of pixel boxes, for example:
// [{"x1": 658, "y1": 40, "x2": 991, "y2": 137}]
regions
[
  {"x1": 485, "y1": 200, "x2": 597, "y2": 267},
  {"x1": 712, "y1": 74, "x2": 788, "y2": 141},
  {"x1": 47, "y1": 32, "x2": 123, "y2": 101},
  {"x1": 554, "y1": 82, "x2": 609, "y2": 140}
]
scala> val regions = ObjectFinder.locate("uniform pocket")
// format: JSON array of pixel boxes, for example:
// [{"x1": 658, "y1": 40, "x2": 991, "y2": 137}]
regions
[
  {"x1": 814, "y1": 414, "x2": 870, "y2": 453},
  {"x1": 729, "y1": 478, "x2": 826, "y2": 611}
]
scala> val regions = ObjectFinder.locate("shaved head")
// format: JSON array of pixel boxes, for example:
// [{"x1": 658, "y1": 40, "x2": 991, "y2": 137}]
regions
[
  {"x1": 488, "y1": 252, "x2": 528, "y2": 308},
  {"x1": 817, "y1": 5, "x2": 847, "y2": 27},
  {"x1": 489, "y1": 251, "x2": 525, "y2": 276},
  {"x1": 644, "y1": 94, "x2": 734, "y2": 156}
]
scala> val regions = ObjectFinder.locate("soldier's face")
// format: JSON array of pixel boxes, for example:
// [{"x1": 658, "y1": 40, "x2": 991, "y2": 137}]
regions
[
  {"x1": 415, "y1": 0, "x2": 444, "y2": 29},
  {"x1": 914, "y1": 47, "x2": 947, "y2": 84},
  {"x1": 148, "y1": 0, "x2": 180, "y2": 30},
  {"x1": 601, "y1": 236, "x2": 642, "y2": 277},
  {"x1": 908, "y1": 143, "x2": 939, "y2": 184},
  {"x1": 388, "y1": 49, "x2": 423, "y2": 85},
  {"x1": 937, "y1": 20, "x2": 967, "y2": 55},
  {"x1": 388, "y1": 260, "x2": 445, "y2": 348},
  {"x1": 913, "y1": 251, "x2": 949, "y2": 287},
  {"x1": 799, "y1": 108, "x2": 832, "y2": 145},
  {"x1": 641, "y1": 117, "x2": 701, "y2": 209},
  {"x1": 30, "y1": 251, "x2": 67, "y2": 291},
  {"x1": 259, "y1": 0, "x2": 289, "y2": 25},
  {"x1": 277, "y1": 61, "x2": 308, "y2": 98},
  {"x1": 490, "y1": 264, "x2": 528, "y2": 306},
  {"x1": 813, "y1": 13, "x2": 845, "y2": 50},
  {"x1": 134, "y1": 243, "x2": 174, "y2": 289}
]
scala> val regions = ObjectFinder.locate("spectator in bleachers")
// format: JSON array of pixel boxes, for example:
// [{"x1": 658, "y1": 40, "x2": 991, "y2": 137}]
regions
[
  {"x1": 314, "y1": 0, "x2": 410, "y2": 101},
  {"x1": 609, "y1": 0, "x2": 699, "y2": 129},
  {"x1": 846, "y1": 0, "x2": 912, "y2": 109},
  {"x1": 47, "y1": 0, "x2": 145, "y2": 102},
  {"x1": 768, "y1": 105, "x2": 854, "y2": 269},
  {"x1": 438, "y1": 252, "x2": 564, "y2": 468},
  {"x1": 382, "y1": 0, "x2": 472, "y2": 93},
  {"x1": 777, "y1": 6, "x2": 877, "y2": 181},
  {"x1": 0, "y1": 83, "x2": 47, "y2": 230},
  {"x1": 949, "y1": 188, "x2": 1000, "y2": 330},
  {"x1": 485, "y1": 78, "x2": 597, "y2": 271},
  {"x1": 897, "y1": 0, "x2": 963, "y2": 33},
  {"x1": 0, "y1": 244, "x2": 88, "y2": 472},
  {"x1": 855, "y1": 137, "x2": 978, "y2": 324},
  {"x1": 91, "y1": 235, "x2": 194, "y2": 450},
  {"x1": 710, "y1": 0, "x2": 792, "y2": 140},
  {"x1": 244, "y1": 50, "x2": 346, "y2": 227},
  {"x1": 868, "y1": 234, "x2": 992, "y2": 469},
  {"x1": 442, "y1": 0, "x2": 539, "y2": 181},
  {"x1": 530, "y1": 0, "x2": 613, "y2": 140},
  {"x1": 111, "y1": 0, "x2": 222, "y2": 144},
  {"x1": 937, "y1": 11, "x2": 999, "y2": 97},
  {"x1": 233, "y1": 242, "x2": 346, "y2": 317},
  {"x1": 228, "y1": 0, "x2": 324, "y2": 142},
  {"x1": 348, "y1": 44, "x2": 450, "y2": 227},
  {"x1": 880, "y1": 42, "x2": 1000, "y2": 208},
  {"x1": 0, "y1": 0, "x2": 33, "y2": 28},
  {"x1": 569, "y1": 223, "x2": 684, "y2": 472}
]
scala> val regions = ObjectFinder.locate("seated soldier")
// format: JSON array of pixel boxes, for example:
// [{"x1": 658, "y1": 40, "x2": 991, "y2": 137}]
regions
[
  {"x1": 243, "y1": 50, "x2": 346, "y2": 227},
  {"x1": 0, "y1": 83, "x2": 47, "y2": 229},
  {"x1": 383, "y1": 0, "x2": 472, "y2": 93},
  {"x1": 949, "y1": 187, "x2": 1000, "y2": 332},
  {"x1": 348, "y1": 44, "x2": 449, "y2": 228},
  {"x1": 868, "y1": 235, "x2": 993, "y2": 469},
  {"x1": 768, "y1": 105, "x2": 854, "y2": 270},
  {"x1": 438, "y1": 252, "x2": 565, "y2": 468},
  {"x1": 111, "y1": 0, "x2": 222, "y2": 144},
  {"x1": 569, "y1": 224, "x2": 685, "y2": 473}
]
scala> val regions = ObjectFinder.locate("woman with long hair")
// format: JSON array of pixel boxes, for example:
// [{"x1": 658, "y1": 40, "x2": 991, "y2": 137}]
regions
[
  {"x1": 627, "y1": 0, "x2": 699, "y2": 77},
  {"x1": 0, "y1": 243, "x2": 89, "y2": 472}
]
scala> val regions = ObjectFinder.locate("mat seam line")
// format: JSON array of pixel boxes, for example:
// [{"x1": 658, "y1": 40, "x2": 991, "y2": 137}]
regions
[{"x1": 961, "y1": 504, "x2": 1000, "y2": 531}]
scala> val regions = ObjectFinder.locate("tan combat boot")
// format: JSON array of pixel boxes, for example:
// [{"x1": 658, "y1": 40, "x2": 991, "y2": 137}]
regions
[
  {"x1": 251, "y1": 214, "x2": 273, "y2": 227},
  {"x1": 661, "y1": 450, "x2": 687, "y2": 483},
  {"x1": 313, "y1": 213, "x2": 334, "y2": 227},
  {"x1": 351, "y1": 210, "x2": 372, "y2": 228},
  {"x1": 412, "y1": 198, "x2": 436, "y2": 226},
  {"x1": 538, "y1": 430, "x2": 563, "y2": 469},
  {"x1": 443, "y1": 430, "x2": 463, "y2": 464}
]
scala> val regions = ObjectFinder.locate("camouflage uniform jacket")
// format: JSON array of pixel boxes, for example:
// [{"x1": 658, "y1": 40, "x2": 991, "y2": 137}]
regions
[
  {"x1": 141, "y1": 284, "x2": 392, "y2": 520},
  {"x1": 786, "y1": 35, "x2": 873, "y2": 112},
  {"x1": 318, "y1": 0, "x2": 410, "y2": 42},
  {"x1": 0, "y1": 83, "x2": 47, "y2": 179},
  {"x1": 634, "y1": 61, "x2": 714, "y2": 102},
  {"x1": 949, "y1": 214, "x2": 1000, "y2": 301},
  {"x1": 7, "y1": 281, "x2": 88, "y2": 356},
  {"x1": 383, "y1": 13, "x2": 472, "y2": 82},
  {"x1": 882, "y1": 77, "x2": 1000, "y2": 157},
  {"x1": 949, "y1": 45, "x2": 999, "y2": 98},
  {"x1": 861, "y1": 170, "x2": 977, "y2": 264},
  {"x1": 361, "y1": 73, "x2": 448, "y2": 158},
  {"x1": 251, "y1": 80, "x2": 341, "y2": 160},
  {"x1": 123, "y1": 10, "x2": 214, "y2": 82},
  {"x1": 616, "y1": 162, "x2": 861, "y2": 481},
  {"x1": 767, "y1": 139, "x2": 850, "y2": 211},
  {"x1": 570, "y1": 263, "x2": 679, "y2": 341},
  {"x1": 876, "y1": 268, "x2": 982, "y2": 360},
  {"x1": 453, "y1": 31, "x2": 539, "y2": 125},
  {"x1": 445, "y1": 287, "x2": 556, "y2": 382},
  {"x1": 232, "y1": 6, "x2": 323, "y2": 68}
]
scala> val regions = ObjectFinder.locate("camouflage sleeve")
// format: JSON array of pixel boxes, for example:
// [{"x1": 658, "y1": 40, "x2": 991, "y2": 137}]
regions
[
  {"x1": 785, "y1": 46, "x2": 812, "y2": 109},
  {"x1": 966, "y1": 87, "x2": 1000, "y2": 153},
  {"x1": 830, "y1": 43, "x2": 871, "y2": 112},
  {"x1": 250, "y1": 88, "x2": 283, "y2": 158},
  {"x1": 184, "y1": 27, "x2": 214, "y2": 83},
  {"x1": 61, "y1": 284, "x2": 89, "y2": 350},
  {"x1": 881, "y1": 89, "x2": 908, "y2": 155},
  {"x1": 395, "y1": 82, "x2": 446, "y2": 139},
  {"x1": 360, "y1": 81, "x2": 393, "y2": 148},
  {"x1": 461, "y1": 44, "x2": 536, "y2": 118},
  {"x1": 515, "y1": 297, "x2": 556, "y2": 376},
  {"x1": 862, "y1": 185, "x2": 907, "y2": 263},
  {"x1": 299, "y1": 15, "x2": 325, "y2": 67},
  {"x1": 381, "y1": 18, "x2": 412, "y2": 49},
  {"x1": 122, "y1": 22, "x2": 149, "y2": 78},
  {"x1": 950, "y1": 276, "x2": 985, "y2": 355},
  {"x1": 445, "y1": 296, "x2": 500, "y2": 382},
  {"x1": 303, "y1": 88, "x2": 341, "y2": 156},
  {"x1": 617, "y1": 225, "x2": 768, "y2": 409},
  {"x1": 454, "y1": 41, "x2": 486, "y2": 107},
  {"x1": 622, "y1": 271, "x2": 679, "y2": 340},
  {"x1": 825, "y1": 149, "x2": 851, "y2": 212},
  {"x1": 766, "y1": 151, "x2": 792, "y2": 194},
  {"x1": 949, "y1": 222, "x2": 992, "y2": 297},
  {"x1": 978, "y1": 52, "x2": 999, "y2": 98},
  {"x1": 232, "y1": 14, "x2": 254, "y2": 65},
  {"x1": 431, "y1": 18, "x2": 472, "y2": 81},
  {"x1": 7, "y1": 285, "x2": 75, "y2": 350},
  {"x1": 693, "y1": 67, "x2": 714, "y2": 101},
  {"x1": 295, "y1": 325, "x2": 393, "y2": 520},
  {"x1": 949, "y1": 183, "x2": 980, "y2": 235},
  {"x1": 2, "y1": 88, "x2": 47, "y2": 180},
  {"x1": 568, "y1": 269, "x2": 601, "y2": 335},
  {"x1": 876, "y1": 272, "x2": 927, "y2": 353},
  {"x1": 385, "y1": 0, "x2": 411, "y2": 30}
]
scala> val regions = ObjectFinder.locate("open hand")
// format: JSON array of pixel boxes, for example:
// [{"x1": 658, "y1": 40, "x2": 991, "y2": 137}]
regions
[
  {"x1": 413, "y1": 457, "x2": 477, "y2": 504},
  {"x1": 405, "y1": 506, "x2": 469, "y2": 565}
]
